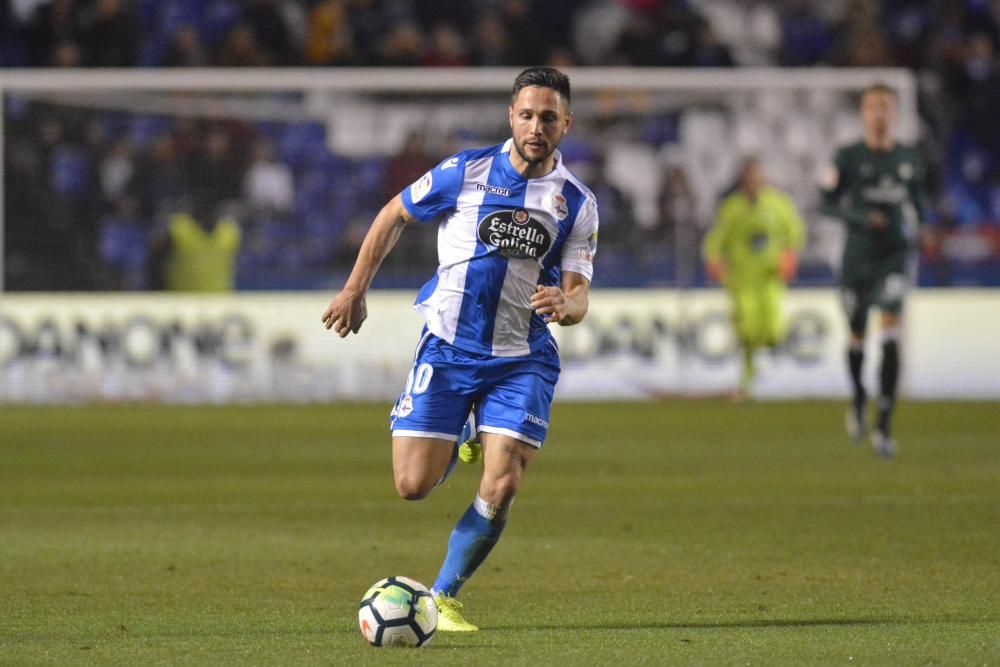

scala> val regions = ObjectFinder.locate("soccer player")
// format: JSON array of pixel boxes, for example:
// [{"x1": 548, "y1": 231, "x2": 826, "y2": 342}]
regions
[
  {"x1": 321, "y1": 67, "x2": 598, "y2": 631},
  {"x1": 702, "y1": 157, "x2": 805, "y2": 399},
  {"x1": 820, "y1": 83, "x2": 926, "y2": 457}
]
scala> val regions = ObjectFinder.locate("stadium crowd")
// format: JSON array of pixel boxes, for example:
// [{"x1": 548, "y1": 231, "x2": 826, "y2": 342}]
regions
[{"x1": 2, "y1": 0, "x2": 999, "y2": 290}]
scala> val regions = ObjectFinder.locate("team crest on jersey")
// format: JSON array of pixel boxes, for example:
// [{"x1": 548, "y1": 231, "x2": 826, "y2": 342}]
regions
[
  {"x1": 410, "y1": 172, "x2": 433, "y2": 203},
  {"x1": 396, "y1": 394, "x2": 413, "y2": 418},
  {"x1": 898, "y1": 162, "x2": 914, "y2": 180},
  {"x1": 478, "y1": 209, "x2": 552, "y2": 259},
  {"x1": 552, "y1": 194, "x2": 569, "y2": 220}
]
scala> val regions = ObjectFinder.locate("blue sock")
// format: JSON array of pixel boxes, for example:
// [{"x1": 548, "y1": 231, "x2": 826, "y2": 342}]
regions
[{"x1": 432, "y1": 495, "x2": 509, "y2": 597}]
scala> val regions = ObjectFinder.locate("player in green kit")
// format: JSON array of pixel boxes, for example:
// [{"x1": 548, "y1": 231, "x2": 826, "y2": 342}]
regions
[
  {"x1": 819, "y1": 83, "x2": 926, "y2": 457},
  {"x1": 703, "y1": 158, "x2": 805, "y2": 399}
]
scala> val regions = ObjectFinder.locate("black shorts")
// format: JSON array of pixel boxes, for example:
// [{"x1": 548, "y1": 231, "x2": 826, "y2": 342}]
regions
[{"x1": 840, "y1": 254, "x2": 915, "y2": 335}]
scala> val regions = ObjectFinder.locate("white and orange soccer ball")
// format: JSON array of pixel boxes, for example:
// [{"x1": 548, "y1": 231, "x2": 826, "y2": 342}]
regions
[{"x1": 357, "y1": 576, "x2": 438, "y2": 647}]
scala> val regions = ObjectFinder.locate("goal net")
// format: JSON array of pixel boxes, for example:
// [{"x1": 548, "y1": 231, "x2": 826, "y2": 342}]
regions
[{"x1": 1, "y1": 67, "x2": 918, "y2": 293}]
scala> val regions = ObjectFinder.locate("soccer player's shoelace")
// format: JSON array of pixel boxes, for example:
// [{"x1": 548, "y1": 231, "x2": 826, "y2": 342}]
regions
[{"x1": 434, "y1": 594, "x2": 479, "y2": 631}]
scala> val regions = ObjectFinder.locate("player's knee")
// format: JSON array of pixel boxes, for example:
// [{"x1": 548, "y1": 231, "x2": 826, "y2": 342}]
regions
[
  {"x1": 393, "y1": 471, "x2": 433, "y2": 501},
  {"x1": 480, "y1": 475, "x2": 520, "y2": 507}
]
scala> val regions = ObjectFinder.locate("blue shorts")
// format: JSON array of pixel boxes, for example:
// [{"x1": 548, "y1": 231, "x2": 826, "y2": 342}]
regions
[{"x1": 390, "y1": 331, "x2": 561, "y2": 448}]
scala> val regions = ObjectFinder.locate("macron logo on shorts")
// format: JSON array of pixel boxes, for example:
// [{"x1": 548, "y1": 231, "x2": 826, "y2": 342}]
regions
[{"x1": 524, "y1": 413, "x2": 548, "y2": 428}]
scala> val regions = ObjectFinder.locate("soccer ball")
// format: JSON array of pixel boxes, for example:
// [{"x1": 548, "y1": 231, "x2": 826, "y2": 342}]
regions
[{"x1": 357, "y1": 576, "x2": 438, "y2": 647}]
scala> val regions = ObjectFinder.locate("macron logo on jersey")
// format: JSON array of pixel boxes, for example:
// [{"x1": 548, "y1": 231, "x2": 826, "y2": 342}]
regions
[
  {"x1": 441, "y1": 157, "x2": 459, "y2": 170},
  {"x1": 476, "y1": 183, "x2": 512, "y2": 197}
]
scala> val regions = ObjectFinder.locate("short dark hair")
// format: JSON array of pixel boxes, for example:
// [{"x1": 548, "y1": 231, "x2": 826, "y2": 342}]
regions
[
  {"x1": 861, "y1": 82, "x2": 897, "y2": 100},
  {"x1": 512, "y1": 66, "x2": 571, "y2": 105}
]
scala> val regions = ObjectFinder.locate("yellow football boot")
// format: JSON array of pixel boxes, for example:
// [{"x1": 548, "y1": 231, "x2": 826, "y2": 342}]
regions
[{"x1": 433, "y1": 593, "x2": 479, "y2": 632}]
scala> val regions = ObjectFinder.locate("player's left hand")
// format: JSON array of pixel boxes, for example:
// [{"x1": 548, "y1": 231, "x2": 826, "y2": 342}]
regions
[{"x1": 531, "y1": 284, "x2": 568, "y2": 324}]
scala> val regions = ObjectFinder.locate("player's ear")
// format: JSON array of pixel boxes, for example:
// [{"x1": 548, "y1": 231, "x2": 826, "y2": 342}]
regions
[{"x1": 563, "y1": 111, "x2": 574, "y2": 135}]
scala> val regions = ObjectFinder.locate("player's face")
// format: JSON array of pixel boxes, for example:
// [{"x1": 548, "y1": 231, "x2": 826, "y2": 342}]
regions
[
  {"x1": 741, "y1": 162, "x2": 765, "y2": 197},
  {"x1": 860, "y1": 90, "x2": 895, "y2": 137},
  {"x1": 508, "y1": 86, "x2": 571, "y2": 173}
]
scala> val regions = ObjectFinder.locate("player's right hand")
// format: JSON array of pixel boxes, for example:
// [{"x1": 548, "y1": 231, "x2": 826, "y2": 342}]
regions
[
  {"x1": 706, "y1": 260, "x2": 726, "y2": 283},
  {"x1": 322, "y1": 290, "x2": 368, "y2": 337}
]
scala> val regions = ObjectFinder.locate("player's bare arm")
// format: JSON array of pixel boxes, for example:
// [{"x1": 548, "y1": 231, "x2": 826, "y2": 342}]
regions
[
  {"x1": 322, "y1": 194, "x2": 414, "y2": 337},
  {"x1": 530, "y1": 271, "x2": 590, "y2": 326}
]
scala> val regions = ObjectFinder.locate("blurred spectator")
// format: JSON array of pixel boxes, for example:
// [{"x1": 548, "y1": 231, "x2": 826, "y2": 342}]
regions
[
  {"x1": 831, "y1": 0, "x2": 893, "y2": 67},
  {"x1": 346, "y1": 0, "x2": 399, "y2": 65},
  {"x1": 215, "y1": 22, "x2": 271, "y2": 67},
  {"x1": 99, "y1": 137, "x2": 137, "y2": 208},
  {"x1": 412, "y1": 0, "x2": 471, "y2": 34},
  {"x1": 189, "y1": 126, "x2": 244, "y2": 209},
  {"x1": 584, "y1": 153, "x2": 638, "y2": 261},
  {"x1": 421, "y1": 21, "x2": 469, "y2": 67},
  {"x1": 375, "y1": 19, "x2": 424, "y2": 66},
  {"x1": 383, "y1": 130, "x2": 432, "y2": 202},
  {"x1": 163, "y1": 25, "x2": 209, "y2": 67},
  {"x1": 499, "y1": 0, "x2": 546, "y2": 66},
  {"x1": 134, "y1": 133, "x2": 188, "y2": 219},
  {"x1": 690, "y1": 18, "x2": 735, "y2": 67},
  {"x1": 943, "y1": 32, "x2": 1000, "y2": 149},
  {"x1": 243, "y1": 139, "x2": 294, "y2": 215},
  {"x1": 652, "y1": 159, "x2": 701, "y2": 284},
  {"x1": 701, "y1": 0, "x2": 780, "y2": 66},
  {"x1": 245, "y1": 0, "x2": 296, "y2": 65},
  {"x1": 21, "y1": 0, "x2": 77, "y2": 66},
  {"x1": 4, "y1": 0, "x2": 1000, "y2": 293},
  {"x1": 50, "y1": 39, "x2": 82, "y2": 67},
  {"x1": 614, "y1": 7, "x2": 667, "y2": 66},
  {"x1": 544, "y1": 46, "x2": 578, "y2": 68},
  {"x1": 881, "y1": 0, "x2": 932, "y2": 69},
  {"x1": 572, "y1": 0, "x2": 631, "y2": 65},
  {"x1": 660, "y1": 2, "x2": 708, "y2": 66},
  {"x1": 779, "y1": 0, "x2": 832, "y2": 66},
  {"x1": 149, "y1": 194, "x2": 241, "y2": 292},
  {"x1": 304, "y1": 0, "x2": 354, "y2": 65},
  {"x1": 98, "y1": 194, "x2": 148, "y2": 290},
  {"x1": 76, "y1": 0, "x2": 138, "y2": 67},
  {"x1": 470, "y1": 13, "x2": 513, "y2": 66}
]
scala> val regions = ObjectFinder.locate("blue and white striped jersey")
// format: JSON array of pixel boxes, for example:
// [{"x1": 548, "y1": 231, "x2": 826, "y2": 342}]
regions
[{"x1": 401, "y1": 139, "x2": 598, "y2": 358}]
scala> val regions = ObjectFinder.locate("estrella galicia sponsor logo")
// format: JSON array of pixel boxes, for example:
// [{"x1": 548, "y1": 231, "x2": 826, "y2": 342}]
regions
[
  {"x1": 478, "y1": 209, "x2": 552, "y2": 259},
  {"x1": 476, "y1": 183, "x2": 512, "y2": 197}
]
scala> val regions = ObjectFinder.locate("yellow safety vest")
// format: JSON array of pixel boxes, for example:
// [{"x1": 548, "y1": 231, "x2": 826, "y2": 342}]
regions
[{"x1": 165, "y1": 213, "x2": 241, "y2": 292}]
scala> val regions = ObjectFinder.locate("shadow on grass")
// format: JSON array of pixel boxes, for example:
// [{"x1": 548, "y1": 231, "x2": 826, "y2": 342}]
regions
[{"x1": 488, "y1": 617, "x2": 932, "y2": 632}]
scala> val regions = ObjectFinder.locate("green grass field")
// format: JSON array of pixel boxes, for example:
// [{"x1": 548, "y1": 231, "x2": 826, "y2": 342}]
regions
[{"x1": 2, "y1": 401, "x2": 998, "y2": 666}]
